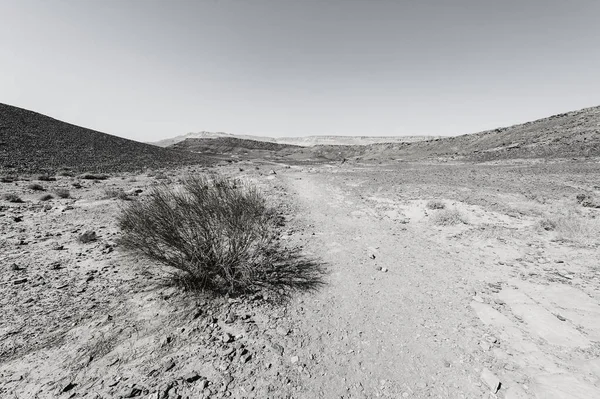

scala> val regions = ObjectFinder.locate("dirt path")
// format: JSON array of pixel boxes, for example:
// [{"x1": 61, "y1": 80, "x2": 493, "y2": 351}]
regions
[
  {"x1": 277, "y1": 165, "x2": 600, "y2": 399},
  {"x1": 278, "y1": 169, "x2": 488, "y2": 398}
]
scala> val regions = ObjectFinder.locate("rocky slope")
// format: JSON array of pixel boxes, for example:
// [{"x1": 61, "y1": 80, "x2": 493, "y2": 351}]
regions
[{"x1": 0, "y1": 103, "x2": 207, "y2": 174}]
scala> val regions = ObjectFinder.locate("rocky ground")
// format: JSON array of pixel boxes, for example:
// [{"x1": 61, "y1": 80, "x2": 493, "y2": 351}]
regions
[{"x1": 1, "y1": 157, "x2": 600, "y2": 398}]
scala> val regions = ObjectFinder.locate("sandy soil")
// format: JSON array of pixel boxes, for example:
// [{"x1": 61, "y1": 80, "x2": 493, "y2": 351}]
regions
[{"x1": 1, "y1": 158, "x2": 600, "y2": 398}]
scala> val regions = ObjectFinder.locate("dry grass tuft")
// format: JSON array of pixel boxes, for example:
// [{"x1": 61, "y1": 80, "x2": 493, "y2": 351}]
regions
[
  {"x1": 2, "y1": 193, "x2": 24, "y2": 203},
  {"x1": 426, "y1": 200, "x2": 445, "y2": 210},
  {"x1": 80, "y1": 173, "x2": 109, "y2": 180},
  {"x1": 38, "y1": 174, "x2": 56, "y2": 182},
  {"x1": 542, "y1": 213, "x2": 600, "y2": 246},
  {"x1": 431, "y1": 208, "x2": 468, "y2": 226},
  {"x1": 104, "y1": 188, "x2": 130, "y2": 200},
  {"x1": 54, "y1": 188, "x2": 71, "y2": 199}
]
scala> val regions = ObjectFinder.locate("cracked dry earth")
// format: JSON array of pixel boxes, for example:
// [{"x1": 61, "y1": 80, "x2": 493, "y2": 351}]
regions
[{"x1": 2, "y1": 159, "x2": 600, "y2": 398}]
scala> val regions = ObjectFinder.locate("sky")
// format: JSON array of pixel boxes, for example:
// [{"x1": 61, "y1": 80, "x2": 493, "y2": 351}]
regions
[{"x1": 1, "y1": 0, "x2": 599, "y2": 142}]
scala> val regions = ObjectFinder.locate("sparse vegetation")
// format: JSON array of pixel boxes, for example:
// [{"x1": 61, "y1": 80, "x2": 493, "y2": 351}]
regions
[
  {"x1": 541, "y1": 213, "x2": 600, "y2": 246},
  {"x1": 118, "y1": 174, "x2": 324, "y2": 294},
  {"x1": 38, "y1": 174, "x2": 56, "y2": 181},
  {"x1": 2, "y1": 193, "x2": 24, "y2": 203},
  {"x1": 80, "y1": 173, "x2": 109, "y2": 180},
  {"x1": 576, "y1": 193, "x2": 600, "y2": 208},
  {"x1": 426, "y1": 200, "x2": 445, "y2": 210},
  {"x1": 40, "y1": 194, "x2": 53, "y2": 201},
  {"x1": 28, "y1": 183, "x2": 45, "y2": 191},
  {"x1": 537, "y1": 218, "x2": 557, "y2": 231},
  {"x1": 104, "y1": 187, "x2": 130, "y2": 200},
  {"x1": 430, "y1": 208, "x2": 468, "y2": 226},
  {"x1": 54, "y1": 189, "x2": 71, "y2": 199}
]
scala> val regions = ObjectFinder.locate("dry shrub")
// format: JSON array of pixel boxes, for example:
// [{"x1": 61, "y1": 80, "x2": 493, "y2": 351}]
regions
[
  {"x1": 2, "y1": 193, "x2": 23, "y2": 203},
  {"x1": 546, "y1": 214, "x2": 600, "y2": 246},
  {"x1": 426, "y1": 200, "x2": 445, "y2": 210},
  {"x1": 80, "y1": 173, "x2": 109, "y2": 180},
  {"x1": 118, "y1": 174, "x2": 325, "y2": 295},
  {"x1": 38, "y1": 174, "x2": 56, "y2": 182},
  {"x1": 431, "y1": 208, "x2": 468, "y2": 226},
  {"x1": 55, "y1": 189, "x2": 71, "y2": 198},
  {"x1": 104, "y1": 188, "x2": 130, "y2": 200}
]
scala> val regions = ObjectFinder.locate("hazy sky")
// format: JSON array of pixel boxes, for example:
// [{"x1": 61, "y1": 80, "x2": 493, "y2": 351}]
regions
[{"x1": 1, "y1": 1, "x2": 599, "y2": 142}]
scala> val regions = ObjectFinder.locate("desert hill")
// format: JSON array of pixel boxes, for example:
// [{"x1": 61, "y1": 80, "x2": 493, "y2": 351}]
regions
[
  {"x1": 153, "y1": 131, "x2": 439, "y2": 147},
  {"x1": 170, "y1": 106, "x2": 600, "y2": 162},
  {"x1": 0, "y1": 103, "x2": 207, "y2": 174},
  {"x1": 360, "y1": 105, "x2": 600, "y2": 161}
]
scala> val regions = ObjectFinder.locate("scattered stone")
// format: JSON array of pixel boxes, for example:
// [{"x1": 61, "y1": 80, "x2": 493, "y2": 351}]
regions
[
  {"x1": 78, "y1": 230, "x2": 97, "y2": 243},
  {"x1": 240, "y1": 353, "x2": 252, "y2": 363},
  {"x1": 480, "y1": 368, "x2": 501, "y2": 393},
  {"x1": 472, "y1": 295, "x2": 485, "y2": 303},
  {"x1": 13, "y1": 278, "x2": 28, "y2": 285},
  {"x1": 276, "y1": 326, "x2": 290, "y2": 336},
  {"x1": 555, "y1": 314, "x2": 567, "y2": 321},
  {"x1": 61, "y1": 381, "x2": 76, "y2": 393},
  {"x1": 290, "y1": 356, "x2": 299, "y2": 364},
  {"x1": 183, "y1": 372, "x2": 201, "y2": 383},
  {"x1": 479, "y1": 341, "x2": 491, "y2": 351},
  {"x1": 270, "y1": 342, "x2": 284, "y2": 355},
  {"x1": 222, "y1": 333, "x2": 234, "y2": 343},
  {"x1": 380, "y1": 267, "x2": 388, "y2": 273},
  {"x1": 162, "y1": 360, "x2": 176, "y2": 372},
  {"x1": 49, "y1": 261, "x2": 62, "y2": 270},
  {"x1": 225, "y1": 313, "x2": 235, "y2": 324},
  {"x1": 485, "y1": 335, "x2": 498, "y2": 344}
]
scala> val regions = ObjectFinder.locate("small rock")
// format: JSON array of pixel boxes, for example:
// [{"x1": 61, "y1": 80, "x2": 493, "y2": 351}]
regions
[
  {"x1": 276, "y1": 327, "x2": 290, "y2": 336},
  {"x1": 13, "y1": 278, "x2": 27, "y2": 285},
  {"x1": 380, "y1": 267, "x2": 388, "y2": 273},
  {"x1": 480, "y1": 368, "x2": 501, "y2": 393},
  {"x1": 240, "y1": 353, "x2": 252, "y2": 363},
  {"x1": 485, "y1": 336, "x2": 498, "y2": 344},
  {"x1": 479, "y1": 341, "x2": 491, "y2": 351},
  {"x1": 556, "y1": 314, "x2": 567, "y2": 321},
  {"x1": 472, "y1": 295, "x2": 485, "y2": 303},
  {"x1": 222, "y1": 333, "x2": 233, "y2": 343},
  {"x1": 162, "y1": 360, "x2": 176, "y2": 372},
  {"x1": 290, "y1": 356, "x2": 299, "y2": 364},
  {"x1": 61, "y1": 381, "x2": 76, "y2": 393},
  {"x1": 78, "y1": 230, "x2": 97, "y2": 243},
  {"x1": 183, "y1": 372, "x2": 201, "y2": 383}
]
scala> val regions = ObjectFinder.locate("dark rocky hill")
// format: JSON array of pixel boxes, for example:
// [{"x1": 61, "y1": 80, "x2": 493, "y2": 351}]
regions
[{"x1": 0, "y1": 103, "x2": 207, "y2": 174}]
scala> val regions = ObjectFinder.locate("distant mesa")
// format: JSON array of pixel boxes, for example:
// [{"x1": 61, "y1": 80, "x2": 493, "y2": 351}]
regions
[{"x1": 152, "y1": 131, "x2": 440, "y2": 148}]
